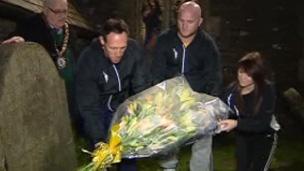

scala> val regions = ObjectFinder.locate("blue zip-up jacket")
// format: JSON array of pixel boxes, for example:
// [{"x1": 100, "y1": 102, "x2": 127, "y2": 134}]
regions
[
  {"x1": 151, "y1": 27, "x2": 222, "y2": 95},
  {"x1": 76, "y1": 38, "x2": 148, "y2": 142}
]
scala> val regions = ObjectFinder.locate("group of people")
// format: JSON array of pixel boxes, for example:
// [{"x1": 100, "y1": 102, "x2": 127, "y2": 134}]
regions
[{"x1": 1, "y1": 0, "x2": 279, "y2": 171}]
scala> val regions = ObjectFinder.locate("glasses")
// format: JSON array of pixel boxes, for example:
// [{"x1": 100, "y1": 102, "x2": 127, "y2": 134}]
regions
[{"x1": 47, "y1": 7, "x2": 67, "y2": 15}]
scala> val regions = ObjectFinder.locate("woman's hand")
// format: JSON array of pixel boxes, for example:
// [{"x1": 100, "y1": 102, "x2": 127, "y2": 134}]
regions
[{"x1": 219, "y1": 119, "x2": 238, "y2": 132}]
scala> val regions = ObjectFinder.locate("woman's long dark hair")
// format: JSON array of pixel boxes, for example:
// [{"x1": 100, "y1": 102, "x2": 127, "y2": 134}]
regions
[{"x1": 233, "y1": 51, "x2": 270, "y2": 115}]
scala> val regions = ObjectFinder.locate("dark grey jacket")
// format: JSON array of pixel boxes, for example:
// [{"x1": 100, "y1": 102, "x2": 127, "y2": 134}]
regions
[
  {"x1": 76, "y1": 38, "x2": 148, "y2": 142},
  {"x1": 76, "y1": 38, "x2": 148, "y2": 111},
  {"x1": 223, "y1": 83, "x2": 276, "y2": 134},
  {"x1": 151, "y1": 27, "x2": 222, "y2": 95}
]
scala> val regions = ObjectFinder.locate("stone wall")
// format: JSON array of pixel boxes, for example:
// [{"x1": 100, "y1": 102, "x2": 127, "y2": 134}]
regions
[
  {"x1": 209, "y1": 0, "x2": 303, "y2": 90},
  {"x1": 296, "y1": 4, "x2": 304, "y2": 86},
  {"x1": 75, "y1": 0, "x2": 144, "y2": 41}
]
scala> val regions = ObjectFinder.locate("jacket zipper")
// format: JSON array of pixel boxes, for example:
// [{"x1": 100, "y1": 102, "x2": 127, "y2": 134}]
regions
[
  {"x1": 107, "y1": 64, "x2": 122, "y2": 111},
  {"x1": 112, "y1": 64, "x2": 122, "y2": 92},
  {"x1": 181, "y1": 45, "x2": 186, "y2": 74},
  {"x1": 107, "y1": 95, "x2": 114, "y2": 112}
]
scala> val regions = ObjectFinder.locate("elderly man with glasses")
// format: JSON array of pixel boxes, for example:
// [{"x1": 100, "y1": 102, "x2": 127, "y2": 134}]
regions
[{"x1": 2, "y1": 0, "x2": 83, "y2": 136}]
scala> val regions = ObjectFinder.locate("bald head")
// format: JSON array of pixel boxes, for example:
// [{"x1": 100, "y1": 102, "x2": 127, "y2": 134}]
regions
[
  {"x1": 177, "y1": 1, "x2": 203, "y2": 43},
  {"x1": 178, "y1": 1, "x2": 202, "y2": 19}
]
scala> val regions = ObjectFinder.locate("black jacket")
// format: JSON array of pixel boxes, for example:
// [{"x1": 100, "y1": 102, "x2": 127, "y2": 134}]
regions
[
  {"x1": 223, "y1": 83, "x2": 276, "y2": 134},
  {"x1": 11, "y1": 13, "x2": 79, "y2": 62},
  {"x1": 151, "y1": 27, "x2": 222, "y2": 95},
  {"x1": 76, "y1": 38, "x2": 148, "y2": 115}
]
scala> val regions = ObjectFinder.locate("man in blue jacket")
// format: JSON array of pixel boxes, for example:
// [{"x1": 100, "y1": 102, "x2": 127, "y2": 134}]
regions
[
  {"x1": 151, "y1": 1, "x2": 222, "y2": 171},
  {"x1": 76, "y1": 18, "x2": 148, "y2": 171}
]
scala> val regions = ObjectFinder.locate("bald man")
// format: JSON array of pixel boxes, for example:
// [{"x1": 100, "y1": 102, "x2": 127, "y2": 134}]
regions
[
  {"x1": 151, "y1": 1, "x2": 221, "y2": 171},
  {"x1": 2, "y1": 0, "x2": 83, "y2": 136}
]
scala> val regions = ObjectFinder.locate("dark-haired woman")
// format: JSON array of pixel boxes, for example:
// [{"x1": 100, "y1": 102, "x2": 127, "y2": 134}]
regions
[{"x1": 219, "y1": 52, "x2": 279, "y2": 171}]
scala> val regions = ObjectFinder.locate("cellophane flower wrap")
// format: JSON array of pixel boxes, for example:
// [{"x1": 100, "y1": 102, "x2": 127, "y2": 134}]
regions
[{"x1": 84, "y1": 76, "x2": 229, "y2": 170}]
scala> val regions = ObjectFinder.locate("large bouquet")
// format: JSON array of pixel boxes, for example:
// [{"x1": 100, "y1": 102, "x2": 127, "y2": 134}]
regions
[{"x1": 83, "y1": 76, "x2": 229, "y2": 170}]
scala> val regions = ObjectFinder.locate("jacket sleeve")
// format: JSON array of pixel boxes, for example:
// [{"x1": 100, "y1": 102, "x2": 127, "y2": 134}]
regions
[
  {"x1": 12, "y1": 14, "x2": 44, "y2": 40},
  {"x1": 5, "y1": 16, "x2": 30, "y2": 39},
  {"x1": 220, "y1": 84, "x2": 238, "y2": 119},
  {"x1": 236, "y1": 84, "x2": 276, "y2": 133},
  {"x1": 76, "y1": 47, "x2": 104, "y2": 143},
  {"x1": 188, "y1": 36, "x2": 222, "y2": 96},
  {"x1": 204, "y1": 39, "x2": 222, "y2": 96},
  {"x1": 129, "y1": 41, "x2": 149, "y2": 94},
  {"x1": 150, "y1": 35, "x2": 167, "y2": 85}
]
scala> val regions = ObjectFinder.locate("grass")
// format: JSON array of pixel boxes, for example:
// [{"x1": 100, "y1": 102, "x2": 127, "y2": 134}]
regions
[{"x1": 77, "y1": 130, "x2": 304, "y2": 171}]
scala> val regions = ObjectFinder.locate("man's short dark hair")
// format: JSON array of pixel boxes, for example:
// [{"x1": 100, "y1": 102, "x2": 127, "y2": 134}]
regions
[{"x1": 99, "y1": 18, "x2": 129, "y2": 41}]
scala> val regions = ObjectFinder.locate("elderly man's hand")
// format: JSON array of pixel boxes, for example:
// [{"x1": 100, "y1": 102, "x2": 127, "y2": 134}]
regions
[{"x1": 1, "y1": 36, "x2": 25, "y2": 44}]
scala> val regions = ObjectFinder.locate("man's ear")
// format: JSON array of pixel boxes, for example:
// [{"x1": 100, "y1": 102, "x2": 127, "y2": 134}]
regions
[
  {"x1": 99, "y1": 36, "x2": 105, "y2": 46},
  {"x1": 199, "y1": 17, "x2": 203, "y2": 26}
]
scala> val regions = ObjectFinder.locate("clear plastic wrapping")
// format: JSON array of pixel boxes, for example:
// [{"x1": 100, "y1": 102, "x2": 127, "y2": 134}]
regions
[{"x1": 84, "y1": 76, "x2": 229, "y2": 170}]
